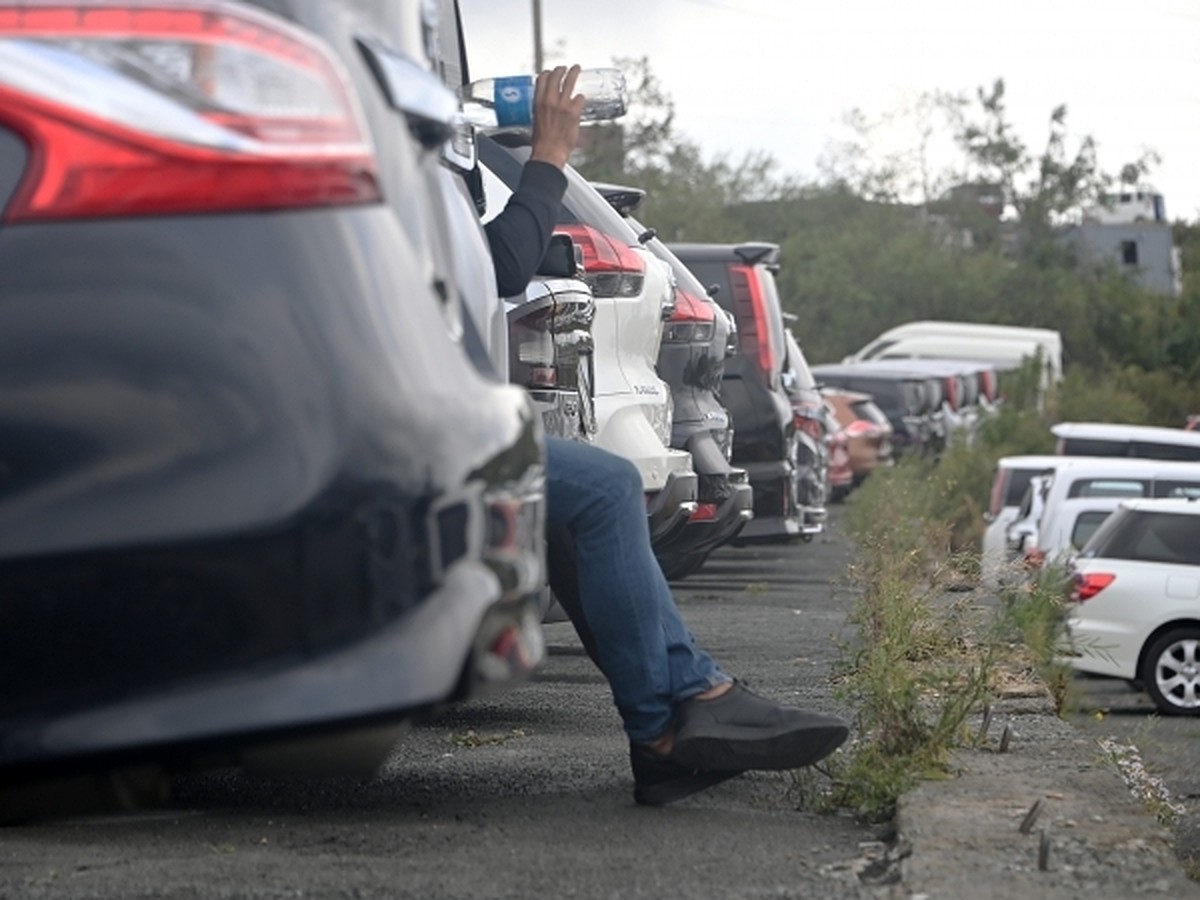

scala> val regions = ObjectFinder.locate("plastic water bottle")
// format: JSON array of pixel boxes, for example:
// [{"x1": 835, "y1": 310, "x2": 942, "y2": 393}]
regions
[{"x1": 459, "y1": 67, "x2": 628, "y2": 128}]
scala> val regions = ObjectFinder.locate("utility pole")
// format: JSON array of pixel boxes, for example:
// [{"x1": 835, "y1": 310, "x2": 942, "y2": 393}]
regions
[{"x1": 532, "y1": 0, "x2": 543, "y2": 72}]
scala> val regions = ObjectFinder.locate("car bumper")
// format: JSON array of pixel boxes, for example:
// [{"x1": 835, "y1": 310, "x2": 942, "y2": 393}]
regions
[{"x1": 654, "y1": 471, "x2": 753, "y2": 566}]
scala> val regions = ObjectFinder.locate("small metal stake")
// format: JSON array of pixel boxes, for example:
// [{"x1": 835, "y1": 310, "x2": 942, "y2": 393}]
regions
[{"x1": 1019, "y1": 797, "x2": 1044, "y2": 834}]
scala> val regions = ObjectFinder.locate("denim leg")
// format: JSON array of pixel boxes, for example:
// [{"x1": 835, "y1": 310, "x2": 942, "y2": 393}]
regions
[{"x1": 545, "y1": 437, "x2": 727, "y2": 743}]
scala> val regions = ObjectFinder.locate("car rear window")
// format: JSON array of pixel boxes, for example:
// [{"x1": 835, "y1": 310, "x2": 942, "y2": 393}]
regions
[
  {"x1": 1156, "y1": 481, "x2": 1200, "y2": 499},
  {"x1": 684, "y1": 260, "x2": 734, "y2": 313},
  {"x1": 1057, "y1": 436, "x2": 1200, "y2": 461},
  {"x1": 1005, "y1": 468, "x2": 1050, "y2": 508},
  {"x1": 1066, "y1": 478, "x2": 1149, "y2": 499},
  {"x1": 1086, "y1": 509, "x2": 1200, "y2": 565},
  {"x1": 1070, "y1": 511, "x2": 1112, "y2": 549}
]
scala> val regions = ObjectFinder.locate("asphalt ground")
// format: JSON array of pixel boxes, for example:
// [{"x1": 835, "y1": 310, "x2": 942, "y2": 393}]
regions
[{"x1": 2, "y1": 510, "x2": 1198, "y2": 899}]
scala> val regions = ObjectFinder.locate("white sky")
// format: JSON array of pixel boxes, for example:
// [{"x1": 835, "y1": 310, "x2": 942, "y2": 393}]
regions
[{"x1": 458, "y1": 0, "x2": 1200, "y2": 222}]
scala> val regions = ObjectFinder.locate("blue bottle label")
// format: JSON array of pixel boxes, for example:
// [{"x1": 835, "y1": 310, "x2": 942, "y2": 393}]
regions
[{"x1": 493, "y1": 75, "x2": 534, "y2": 127}]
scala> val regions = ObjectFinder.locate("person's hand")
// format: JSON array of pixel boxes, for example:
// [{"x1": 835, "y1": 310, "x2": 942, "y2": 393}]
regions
[{"x1": 529, "y1": 64, "x2": 586, "y2": 170}]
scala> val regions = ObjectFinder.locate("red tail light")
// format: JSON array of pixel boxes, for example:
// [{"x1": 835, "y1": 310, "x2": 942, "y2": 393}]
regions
[
  {"x1": 1022, "y1": 546, "x2": 1045, "y2": 570},
  {"x1": 943, "y1": 375, "x2": 959, "y2": 412},
  {"x1": 554, "y1": 223, "x2": 645, "y2": 298},
  {"x1": 0, "y1": 1, "x2": 379, "y2": 222},
  {"x1": 1071, "y1": 571, "x2": 1116, "y2": 602},
  {"x1": 980, "y1": 369, "x2": 997, "y2": 403},
  {"x1": 728, "y1": 263, "x2": 778, "y2": 378},
  {"x1": 845, "y1": 419, "x2": 876, "y2": 438},
  {"x1": 688, "y1": 502, "x2": 718, "y2": 522},
  {"x1": 662, "y1": 288, "x2": 715, "y2": 343},
  {"x1": 794, "y1": 405, "x2": 825, "y2": 441}
]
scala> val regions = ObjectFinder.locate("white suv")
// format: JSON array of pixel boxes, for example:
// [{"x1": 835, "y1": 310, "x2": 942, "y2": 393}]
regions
[
  {"x1": 476, "y1": 134, "x2": 697, "y2": 545},
  {"x1": 1064, "y1": 497, "x2": 1200, "y2": 714}
]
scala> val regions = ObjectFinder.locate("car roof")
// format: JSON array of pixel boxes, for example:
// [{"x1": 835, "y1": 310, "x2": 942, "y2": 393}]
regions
[
  {"x1": 996, "y1": 454, "x2": 1085, "y2": 469},
  {"x1": 1118, "y1": 497, "x2": 1200, "y2": 514},
  {"x1": 1051, "y1": 422, "x2": 1200, "y2": 446},
  {"x1": 1046, "y1": 456, "x2": 1200, "y2": 475}
]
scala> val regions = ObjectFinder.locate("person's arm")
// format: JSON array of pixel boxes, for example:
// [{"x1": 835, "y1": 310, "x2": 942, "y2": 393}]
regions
[{"x1": 484, "y1": 65, "x2": 585, "y2": 297}]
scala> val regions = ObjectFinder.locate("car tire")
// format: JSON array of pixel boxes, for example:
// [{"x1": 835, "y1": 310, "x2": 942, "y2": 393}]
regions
[{"x1": 1141, "y1": 628, "x2": 1200, "y2": 715}]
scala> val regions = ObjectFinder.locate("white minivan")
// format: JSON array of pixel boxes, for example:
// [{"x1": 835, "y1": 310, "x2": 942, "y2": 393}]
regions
[{"x1": 844, "y1": 320, "x2": 1063, "y2": 388}]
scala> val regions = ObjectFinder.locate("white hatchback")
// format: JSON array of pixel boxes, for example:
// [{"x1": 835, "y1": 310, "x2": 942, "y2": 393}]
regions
[{"x1": 1064, "y1": 498, "x2": 1200, "y2": 714}]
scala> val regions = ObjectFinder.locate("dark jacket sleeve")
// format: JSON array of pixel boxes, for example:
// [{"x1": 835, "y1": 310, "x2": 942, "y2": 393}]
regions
[{"x1": 484, "y1": 160, "x2": 568, "y2": 298}]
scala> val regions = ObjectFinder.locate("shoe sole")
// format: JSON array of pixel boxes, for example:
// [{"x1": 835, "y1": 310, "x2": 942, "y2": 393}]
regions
[
  {"x1": 669, "y1": 722, "x2": 849, "y2": 772},
  {"x1": 634, "y1": 769, "x2": 743, "y2": 806}
]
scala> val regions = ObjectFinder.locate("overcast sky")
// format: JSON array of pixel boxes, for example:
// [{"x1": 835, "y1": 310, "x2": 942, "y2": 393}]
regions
[{"x1": 458, "y1": 0, "x2": 1200, "y2": 222}]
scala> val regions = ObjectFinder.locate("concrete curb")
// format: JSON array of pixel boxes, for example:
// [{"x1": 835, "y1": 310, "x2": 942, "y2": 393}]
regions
[{"x1": 895, "y1": 696, "x2": 1200, "y2": 898}]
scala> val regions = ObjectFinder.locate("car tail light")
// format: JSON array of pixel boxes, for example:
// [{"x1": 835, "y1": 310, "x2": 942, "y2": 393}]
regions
[
  {"x1": 845, "y1": 419, "x2": 876, "y2": 438},
  {"x1": 0, "y1": 1, "x2": 379, "y2": 222},
  {"x1": 1071, "y1": 571, "x2": 1116, "y2": 602},
  {"x1": 662, "y1": 288, "x2": 715, "y2": 343},
  {"x1": 793, "y1": 404, "x2": 825, "y2": 441},
  {"x1": 554, "y1": 223, "x2": 645, "y2": 298},
  {"x1": 728, "y1": 263, "x2": 778, "y2": 378},
  {"x1": 943, "y1": 375, "x2": 959, "y2": 412},
  {"x1": 688, "y1": 502, "x2": 718, "y2": 523},
  {"x1": 1022, "y1": 546, "x2": 1045, "y2": 570},
  {"x1": 980, "y1": 369, "x2": 997, "y2": 403}
]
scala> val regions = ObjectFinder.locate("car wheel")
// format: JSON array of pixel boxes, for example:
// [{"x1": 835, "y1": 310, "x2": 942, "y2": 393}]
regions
[{"x1": 1141, "y1": 629, "x2": 1200, "y2": 715}]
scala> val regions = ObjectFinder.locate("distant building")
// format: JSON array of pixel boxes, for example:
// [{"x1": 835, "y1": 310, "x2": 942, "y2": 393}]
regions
[{"x1": 1065, "y1": 188, "x2": 1183, "y2": 296}]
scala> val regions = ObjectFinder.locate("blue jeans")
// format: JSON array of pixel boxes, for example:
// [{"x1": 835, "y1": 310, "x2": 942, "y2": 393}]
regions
[{"x1": 545, "y1": 437, "x2": 727, "y2": 743}]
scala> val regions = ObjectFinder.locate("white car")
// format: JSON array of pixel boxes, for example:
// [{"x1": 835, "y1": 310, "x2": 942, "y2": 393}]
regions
[
  {"x1": 1008, "y1": 457, "x2": 1200, "y2": 572},
  {"x1": 1023, "y1": 495, "x2": 1124, "y2": 570},
  {"x1": 980, "y1": 454, "x2": 1061, "y2": 588},
  {"x1": 477, "y1": 135, "x2": 698, "y2": 545},
  {"x1": 1064, "y1": 498, "x2": 1200, "y2": 714},
  {"x1": 1052, "y1": 421, "x2": 1200, "y2": 462}
]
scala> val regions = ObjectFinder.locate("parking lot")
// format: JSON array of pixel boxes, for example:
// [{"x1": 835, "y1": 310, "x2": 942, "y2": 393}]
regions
[{"x1": 0, "y1": 519, "x2": 891, "y2": 900}]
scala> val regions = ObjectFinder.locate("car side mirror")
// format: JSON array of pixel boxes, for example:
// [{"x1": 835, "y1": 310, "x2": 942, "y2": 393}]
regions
[{"x1": 537, "y1": 234, "x2": 581, "y2": 278}]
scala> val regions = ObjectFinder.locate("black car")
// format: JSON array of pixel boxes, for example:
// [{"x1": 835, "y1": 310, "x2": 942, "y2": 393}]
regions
[
  {"x1": 0, "y1": 0, "x2": 546, "y2": 816},
  {"x1": 669, "y1": 242, "x2": 804, "y2": 541}
]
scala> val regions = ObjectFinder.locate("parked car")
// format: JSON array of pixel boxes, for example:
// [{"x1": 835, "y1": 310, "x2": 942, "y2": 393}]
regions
[
  {"x1": 504, "y1": 238, "x2": 597, "y2": 443},
  {"x1": 476, "y1": 135, "x2": 699, "y2": 557},
  {"x1": 591, "y1": 183, "x2": 754, "y2": 577},
  {"x1": 1064, "y1": 497, "x2": 1200, "y2": 714},
  {"x1": 845, "y1": 358, "x2": 999, "y2": 448},
  {"x1": 669, "y1": 242, "x2": 806, "y2": 541},
  {"x1": 821, "y1": 387, "x2": 894, "y2": 493},
  {"x1": 1022, "y1": 495, "x2": 1125, "y2": 571},
  {"x1": 980, "y1": 455, "x2": 1063, "y2": 589},
  {"x1": 809, "y1": 362, "x2": 936, "y2": 458},
  {"x1": 1006, "y1": 457, "x2": 1200, "y2": 570},
  {"x1": 0, "y1": 0, "x2": 546, "y2": 817},
  {"x1": 781, "y1": 325, "x2": 830, "y2": 536},
  {"x1": 844, "y1": 320, "x2": 1063, "y2": 398},
  {"x1": 1052, "y1": 422, "x2": 1200, "y2": 462},
  {"x1": 825, "y1": 422, "x2": 855, "y2": 502}
]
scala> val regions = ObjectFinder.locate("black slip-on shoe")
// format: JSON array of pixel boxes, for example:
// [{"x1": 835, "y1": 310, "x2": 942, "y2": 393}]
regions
[
  {"x1": 668, "y1": 681, "x2": 849, "y2": 772},
  {"x1": 630, "y1": 742, "x2": 742, "y2": 806}
]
